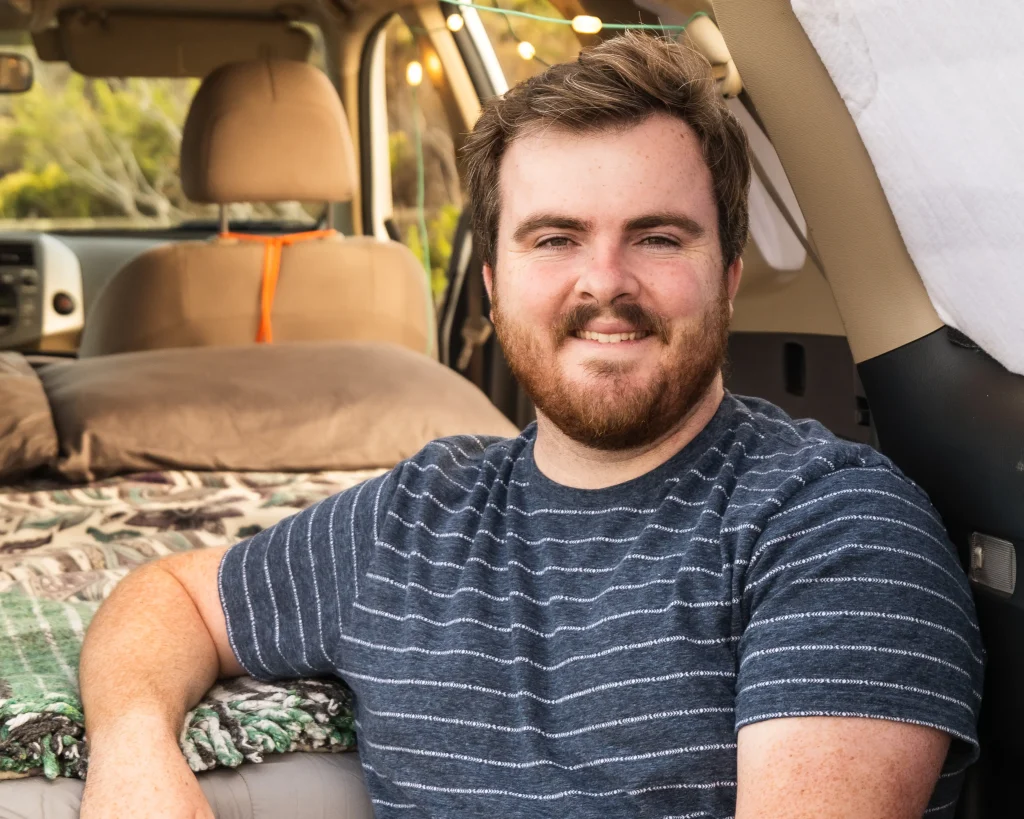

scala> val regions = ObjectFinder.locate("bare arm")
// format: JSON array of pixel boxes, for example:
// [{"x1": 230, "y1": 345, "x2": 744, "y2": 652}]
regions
[
  {"x1": 735, "y1": 716, "x2": 950, "y2": 819},
  {"x1": 79, "y1": 545, "x2": 243, "y2": 818}
]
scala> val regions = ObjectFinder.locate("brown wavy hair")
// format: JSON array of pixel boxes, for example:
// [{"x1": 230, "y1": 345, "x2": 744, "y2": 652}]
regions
[{"x1": 462, "y1": 30, "x2": 751, "y2": 270}]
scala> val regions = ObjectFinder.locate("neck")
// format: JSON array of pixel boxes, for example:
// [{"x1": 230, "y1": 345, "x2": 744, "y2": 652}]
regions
[{"x1": 531, "y1": 376, "x2": 726, "y2": 490}]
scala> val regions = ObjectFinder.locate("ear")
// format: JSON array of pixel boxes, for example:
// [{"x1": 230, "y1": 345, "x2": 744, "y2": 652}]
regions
[
  {"x1": 482, "y1": 263, "x2": 495, "y2": 322},
  {"x1": 725, "y1": 256, "x2": 743, "y2": 318}
]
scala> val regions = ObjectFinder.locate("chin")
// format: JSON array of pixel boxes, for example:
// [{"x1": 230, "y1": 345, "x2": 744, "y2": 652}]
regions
[
  {"x1": 562, "y1": 349, "x2": 655, "y2": 382},
  {"x1": 493, "y1": 283, "x2": 731, "y2": 450}
]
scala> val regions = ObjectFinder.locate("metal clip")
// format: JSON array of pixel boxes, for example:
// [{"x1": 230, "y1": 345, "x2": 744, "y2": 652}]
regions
[{"x1": 456, "y1": 315, "x2": 493, "y2": 371}]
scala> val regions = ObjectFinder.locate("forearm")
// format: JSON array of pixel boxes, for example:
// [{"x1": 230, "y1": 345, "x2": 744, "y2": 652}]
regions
[{"x1": 80, "y1": 561, "x2": 221, "y2": 748}]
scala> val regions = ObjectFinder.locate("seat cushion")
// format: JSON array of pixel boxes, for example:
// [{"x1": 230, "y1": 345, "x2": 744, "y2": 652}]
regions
[{"x1": 0, "y1": 753, "x2": 374, "y2": 819}]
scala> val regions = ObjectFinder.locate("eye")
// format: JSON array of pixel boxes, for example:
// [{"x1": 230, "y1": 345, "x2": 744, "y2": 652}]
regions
[
  {"x1": 536, "y1": 236, "x2": 575, "y2": 249},
  {"x1": 638, "y1": 235, "x2": 680, "y2": 247}
]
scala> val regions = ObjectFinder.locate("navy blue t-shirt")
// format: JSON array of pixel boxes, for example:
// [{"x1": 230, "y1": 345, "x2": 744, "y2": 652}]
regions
[{"x1": 219, "y1": 393, "x2": 983, "y2": 818}]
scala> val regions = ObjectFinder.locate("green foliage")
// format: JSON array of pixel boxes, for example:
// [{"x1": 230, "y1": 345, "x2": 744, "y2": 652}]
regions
[
  {"x1": 0, "y1": 162, "x2": 113, "y2": 219},
  {"x1": 404, "y1": 202, "x2": 461, "y2": 303},
  {"x1": 388, "y1": 130, "x2": 417, "y2": 209},
  {"x1": 381, "y1": 3, "x2": 578, "y2": 309},
  {"x1": 0, "y1": 67, "x2": 199, "y2": 221},
  {"x1": 0, "y1": 40, "x2": 327, "y2": 227},
  {"x1": 384, "y1": 14, "x2": 468, "y2": 307}
]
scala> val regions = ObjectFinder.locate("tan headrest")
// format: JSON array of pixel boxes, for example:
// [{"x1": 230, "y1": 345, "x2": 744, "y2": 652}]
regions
[{"x1": 180, "y1": 59, "x2": 356, "y2": 204}]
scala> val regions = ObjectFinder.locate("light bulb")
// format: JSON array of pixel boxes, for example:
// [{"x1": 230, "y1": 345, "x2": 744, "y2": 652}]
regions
[
  {"x1": 446, "y1": 13, "x2": 465, "y2": 32},
  {"x1": 517, "y1": 40, "x2": 536, "y2": 60},
  {"x1": 426, "y1": 52, "x2": 442, "y2": 76},
  {"x1": 406, "y1": 61, "x2": 423, "y2": 87},
  {"x1": 571, "y1": 15, "x2": 603, "y2": 34}
]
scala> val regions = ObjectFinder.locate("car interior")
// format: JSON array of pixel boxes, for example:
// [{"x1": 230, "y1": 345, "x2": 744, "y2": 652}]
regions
[{"x1": 0, "y1": 0, "x2": 1021, "y2": 817}]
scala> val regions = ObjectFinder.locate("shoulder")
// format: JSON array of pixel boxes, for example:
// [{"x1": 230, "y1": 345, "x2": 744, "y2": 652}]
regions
[
  {"x1": 727, "y1": 393, "x2": 867, "y2": 463},
  {"x1": 727, "y1": 399, "x2": 957, "y2": 592},
  {"x1": 721, "y1": 393, "x2": 919, "y2": 494},
  {"x1": 706, "y1": 395, "x2": 938, "y2": 538},
  {"x1": 380, "y1": 429, "x2": 527, "y2": 500},
  {"x1": 403, "y1": 430, "x2": 523, "y2": 477}
]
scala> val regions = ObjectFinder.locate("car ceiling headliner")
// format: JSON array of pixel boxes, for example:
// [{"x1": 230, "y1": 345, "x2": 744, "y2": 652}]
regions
[{"x1": 7, "y1": 0, "x2": 393, "y2": 29}]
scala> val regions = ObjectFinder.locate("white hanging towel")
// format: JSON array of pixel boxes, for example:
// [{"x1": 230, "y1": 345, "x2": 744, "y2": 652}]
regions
[{"x1": 792, "y1": 0, "x2": 1024, "y2": 375}]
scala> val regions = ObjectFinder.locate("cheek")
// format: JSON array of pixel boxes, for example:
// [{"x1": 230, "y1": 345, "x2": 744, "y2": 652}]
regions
[
  {"x1": 642, "y1": 270, "x2": 710, "y2": 321},
  {"x1": 504, "y1": 267, "x2": 571, "y2": 326}
]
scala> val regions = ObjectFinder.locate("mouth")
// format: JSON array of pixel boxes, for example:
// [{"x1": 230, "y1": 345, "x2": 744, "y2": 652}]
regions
[{"x1": 572, "y1": 330, "x2": 652, "y2": 344}]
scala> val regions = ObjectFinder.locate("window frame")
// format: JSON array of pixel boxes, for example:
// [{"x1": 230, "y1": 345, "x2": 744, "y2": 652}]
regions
[{"x1": 357, "y1": 4, "x2": 490, "y2": 241}]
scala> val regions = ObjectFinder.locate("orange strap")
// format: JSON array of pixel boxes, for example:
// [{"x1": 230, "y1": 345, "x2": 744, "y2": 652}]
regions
[{"x1": 220, "y1": 229, "x2": 337, "y2": 343}]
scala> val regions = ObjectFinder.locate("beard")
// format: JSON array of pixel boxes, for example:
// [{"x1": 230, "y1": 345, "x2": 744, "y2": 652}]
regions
[{"x1": 492, "y1": 282, "x2": 731, "y2": 451}]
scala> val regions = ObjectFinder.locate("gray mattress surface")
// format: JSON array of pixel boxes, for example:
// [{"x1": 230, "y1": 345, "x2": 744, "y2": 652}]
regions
[{"x1": 0, "y1": 753, "x2": 374, "y2": 819}]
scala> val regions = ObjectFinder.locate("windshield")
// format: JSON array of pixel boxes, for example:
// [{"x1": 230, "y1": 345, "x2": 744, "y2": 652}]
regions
[{"x1": 0, "y1": 29, "x2": 327, "y2": 232}]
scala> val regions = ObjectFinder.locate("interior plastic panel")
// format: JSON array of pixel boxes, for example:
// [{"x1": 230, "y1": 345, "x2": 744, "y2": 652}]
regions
[
  {"x1": 708, "y1": 0, "x2": 942, "y2": 362},
  {"x1": 858, "y1": 328, "x2": 1024, "y2": 817},
  {"x1": 727, "y1": 331, "x2": 871, "y2": 444},
  {"x1": 730, "y1": 240, "x2": 845, "y2": 338},
  {"x1": 54, "y1": 235, "x2": 166, "y2": 315}
]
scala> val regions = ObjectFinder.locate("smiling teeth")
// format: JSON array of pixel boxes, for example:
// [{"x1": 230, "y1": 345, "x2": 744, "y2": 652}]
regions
[{"x1": 577, "y1": 331, "x2": 646, "y2": 343}]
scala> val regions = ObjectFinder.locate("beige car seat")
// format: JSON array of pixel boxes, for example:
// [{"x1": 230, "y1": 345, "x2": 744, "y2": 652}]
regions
[{"x1": 79, "y1": 59, "x2": 434, "y2": 358}]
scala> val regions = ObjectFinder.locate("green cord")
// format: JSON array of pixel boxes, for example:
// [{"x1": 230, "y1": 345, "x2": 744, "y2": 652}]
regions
[
  {"x1": 496, "y1": 2, "x2": 551, "y2": 68},
  {"x1": 446, "y1": 0, "x2": 573, "y2": 25},
  {"x1": 410, "y1": 83, "x2": 435, "y2": 355},
  {"x1": 411, "y1": 85, "x2": 430, "y2": 278},
  {"x1": 420, "y1": 6, "x2": 711, "y2": 67},
  {"x1": 444, "y1": 1, "x2": 708, "y2": 32}
]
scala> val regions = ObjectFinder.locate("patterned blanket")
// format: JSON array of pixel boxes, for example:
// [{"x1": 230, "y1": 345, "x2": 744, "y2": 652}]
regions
[{"x1": 0, "y1": 468, "x2": 384, "y2": 780}]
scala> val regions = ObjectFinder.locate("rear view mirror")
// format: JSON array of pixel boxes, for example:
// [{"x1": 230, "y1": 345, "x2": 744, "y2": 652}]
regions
[{"x1": 0, "y1": 53, "x2": 33, "y2": 93}]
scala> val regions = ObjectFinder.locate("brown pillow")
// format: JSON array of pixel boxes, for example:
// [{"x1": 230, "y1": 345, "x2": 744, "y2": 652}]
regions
[
  {"x1": 0, "y1": 353, "x2": 59, "y2": 481},
  {"x1": 40, "y1": 341, "x2": 519, "y2": 482}
]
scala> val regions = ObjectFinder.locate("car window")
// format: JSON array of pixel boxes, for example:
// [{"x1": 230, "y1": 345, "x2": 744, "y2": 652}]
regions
[
  {"x1": 0, "y1": 27, "x2": 328, "y2": 233},
  {"x1": 472, "y1": 0, "x2": 581, "y2": 86},
  {"x1": 383, "y1": 13, "x2": 464, "y2": 306}
]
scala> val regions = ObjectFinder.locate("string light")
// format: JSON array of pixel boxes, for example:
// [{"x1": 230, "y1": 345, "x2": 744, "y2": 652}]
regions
[
  {"x1": 422, "y1": 4, "x2": 709, "y2": 72},
  {"x1": 429, "y1": 3, "x2": 708, "y2": 73},
  {"x1": 405, "y1": 60, "x2": 423, "y2": 86},
  {"x1": 570, "y1": 15, "x2": 603, "y2": 35},
  {"x1": 441, "y1": 2, "x2": 699, "y2": 33}
]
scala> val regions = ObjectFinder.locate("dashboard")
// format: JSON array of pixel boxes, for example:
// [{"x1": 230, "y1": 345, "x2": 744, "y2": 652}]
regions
[
  {"x1": 0, "y1": 235, "x2": 85, "y2": 352},
  {"x1": 0, "y1": 232, "x2": 167, "y2": 353}
]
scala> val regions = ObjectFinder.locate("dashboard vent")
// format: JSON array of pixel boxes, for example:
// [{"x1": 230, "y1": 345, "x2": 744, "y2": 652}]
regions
[{"x1": 0, "y1": 242, "x2": 34, "y2": 267}]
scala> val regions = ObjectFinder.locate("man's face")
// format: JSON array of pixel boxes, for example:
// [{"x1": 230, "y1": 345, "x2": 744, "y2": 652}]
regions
[{"x1": 484, "y1": 113, "x2": 743, "y2": 451}]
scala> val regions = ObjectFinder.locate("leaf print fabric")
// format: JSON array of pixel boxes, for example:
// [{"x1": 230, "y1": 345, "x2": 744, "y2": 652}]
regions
[{"x1": 0, "y1": 468, "x2": 382, "y2": 779}]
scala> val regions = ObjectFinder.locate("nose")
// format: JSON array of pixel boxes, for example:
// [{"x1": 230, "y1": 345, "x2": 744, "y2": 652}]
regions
[{"x1": 573, "y1": 239, "x2": 640, "y2": 306}]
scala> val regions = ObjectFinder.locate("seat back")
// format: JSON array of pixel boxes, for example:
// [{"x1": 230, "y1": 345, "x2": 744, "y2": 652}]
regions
[{"x1": 79, "y1": 58, "x2": 434, "y2": 358}]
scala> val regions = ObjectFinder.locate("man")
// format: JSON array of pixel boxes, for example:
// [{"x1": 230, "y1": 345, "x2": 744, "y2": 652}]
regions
[{"x1": 80, "y1": 32, "x2": 982, "y2": 818}]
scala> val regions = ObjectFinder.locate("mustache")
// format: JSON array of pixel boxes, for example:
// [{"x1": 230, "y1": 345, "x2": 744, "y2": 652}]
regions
[{"x1": 556, "y1": 302, "x2": 670, "y2": 343}]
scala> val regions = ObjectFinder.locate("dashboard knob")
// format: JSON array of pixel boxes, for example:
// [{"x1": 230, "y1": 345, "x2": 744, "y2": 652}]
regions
[{"x1": 52, "y1": 291, "x2": 76, "y2": 316}]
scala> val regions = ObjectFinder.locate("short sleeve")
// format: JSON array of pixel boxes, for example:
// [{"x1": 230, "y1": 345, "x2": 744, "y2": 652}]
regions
[
  {"x1": 217, "y1": 470, "x2": 394, "y2": 681},
  {"x1": 736, "y1": 462, "x2": 984, "y2": 766}
]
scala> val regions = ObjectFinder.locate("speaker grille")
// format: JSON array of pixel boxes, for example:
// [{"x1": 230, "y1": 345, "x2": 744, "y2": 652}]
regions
[{"x1": 970, "y1": 532, "x2": 1016, "y2": 595}]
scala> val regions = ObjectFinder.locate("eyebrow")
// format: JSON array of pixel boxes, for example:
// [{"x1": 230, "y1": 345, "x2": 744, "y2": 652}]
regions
[
  {"x1": 510, "y1": 211, "x2": 707, "y2": 245},
  {"x1": 511, "y1": 214, "x2": 593, "y2": 245},
  {"x1": 624, "y1": 212, "x2": 707, "y2": 239}
]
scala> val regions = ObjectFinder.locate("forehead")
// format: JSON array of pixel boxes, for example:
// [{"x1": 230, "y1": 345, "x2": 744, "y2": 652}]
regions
[{"x1": 498, "y1": 113, "x2": 716, "y2": 230}]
